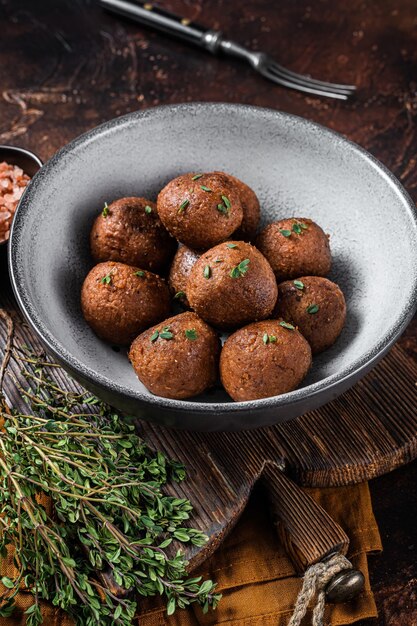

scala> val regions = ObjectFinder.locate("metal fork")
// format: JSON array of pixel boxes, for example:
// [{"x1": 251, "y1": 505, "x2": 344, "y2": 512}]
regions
[{"x1": 99, "y1": 0, "x2": 356, "y2": 100}]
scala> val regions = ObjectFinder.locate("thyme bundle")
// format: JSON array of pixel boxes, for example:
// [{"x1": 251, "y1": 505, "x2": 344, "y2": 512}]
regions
[{"x1": 0, "y1": 313, "x2": 220, "y2": 625}]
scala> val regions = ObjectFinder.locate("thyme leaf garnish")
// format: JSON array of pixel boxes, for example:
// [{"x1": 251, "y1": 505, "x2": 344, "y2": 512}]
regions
[
  {"x1": 178, "y1": 199, "x2": 189, "y2": 213},
  {"x1": 229, "y1": 259, "x2": 250, "y2": 279},
  {"x1": 100, "y1": 272, "x2": 113, "y2": 285},
  {"x1": 279, "y1": 321, "x2": 295, "y2": 330}
]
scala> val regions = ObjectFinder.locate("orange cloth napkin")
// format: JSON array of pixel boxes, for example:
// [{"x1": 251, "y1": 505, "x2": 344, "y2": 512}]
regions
[
  {"x1": 0, "y1": 483, "x2": 381, "y2": 626},
  {"x1": 137, "y1": 483, "x2": 382, "y2": 626}
]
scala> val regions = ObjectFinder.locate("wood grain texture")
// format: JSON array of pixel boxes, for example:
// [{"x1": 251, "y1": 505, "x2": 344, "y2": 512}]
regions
[
  {"x1": 262, "y1": 466, "x2": 349, "y2": 572},
  {"x1": 1, "y1": 0, "x2": 417, "y2": 622}
]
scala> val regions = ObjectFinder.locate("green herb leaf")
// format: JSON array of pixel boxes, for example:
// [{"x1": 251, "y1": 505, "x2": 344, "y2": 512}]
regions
[
  {"x1": 300, "y1": 222, "x2": 308, "y2": 230},
  {"x1": 279, "y1": 229, "x2": 292, "y2": 238},
  {"x1": 167, "y1": 597, "x2": 176, "y2": 616},
  {"x1": 191, "y1": 173, "x2": 203, "y2": 180},
  {"x1": 100, "y1": 273, "x2": 112, "y2": 285},
  {"x1": 293, "y1": 280, "x2": 304, "y2": 290},
  {"x1": 214, "y1": 259, "x2": 223, "y2": 263},
  {"x1": 229, "y1": 258, "x2": 250, "y2": 279},
  {"x1": 0, "y1": 599, "x2": 15, "y2": 617},
  {"x1": 185, "y1": 329, "x2": 198, "y2": 341},
  {"x1": 160, "y1": 326, "x2": 174, "y2": 340},
  {"x1": 134, "y1": 270, "x2": 145, "y2": 277},
  {"x1": 262, "y1": 333, "x2": 269, "y2": 345},
  {"x1": 200, "y1": 185, "x2": 212, "y2": 192},
  {"x1": 203, "y1": 265, "x2": 211, "y2": 279},
  {"x1": 280, "y1": 321, "x2": 295, "y2": 330},
  {"x1": 292, "y1": 223, "x2": 302, "y2": 234},
  {"x1": 200, "y1": 580, "x2": 214, "y2": 595},
  {"x1": 102, "y1": 202, "x2": 109, "y2": 218},
  {"x1": 24, "y1": 604, "x2": 38, "y2": 615},
  {"x1": 216, "y1": 203, "x2": 229, "y2": 215},
  {"x1": 226, "y1": 243, "x2": 237, "y2": 249},
  {"x1": 150, "y1": 330, "x2": 159, "y2": 342},
  {"x1": 269, "y1": 335, "x2": 277, "y2": 343},
  {"x1": 221, "y1": 195, "x2": 231, "y2": 209},
  {"x1": 173, "y1": 530, "x2": 191, "y2": 542},
  {"x1": 306, "y1": 304, "x2": 319, "y2": 314},
  {"x1": 1, "y1": 577, "x2": 15, "y2": 589},
  {"x1": 178, "y1": 199, "x2": 189, "y2": 213},
  {"x1": 145, "y1": 205, "x2": 152, "y2": 214},
  {"x1": 174, "y1": 291, "x2": 186, "y2": 299}
]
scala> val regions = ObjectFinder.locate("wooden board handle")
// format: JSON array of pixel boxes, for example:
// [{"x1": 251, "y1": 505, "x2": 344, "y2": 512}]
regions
[{"x1": 261, "y1": 463, "x2": 349, "y2": 573}]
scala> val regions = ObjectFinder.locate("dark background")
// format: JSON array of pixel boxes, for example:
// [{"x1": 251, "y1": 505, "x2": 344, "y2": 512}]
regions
[{"x1": 0, "y1": 1, "x2": 416, "y2": 623}]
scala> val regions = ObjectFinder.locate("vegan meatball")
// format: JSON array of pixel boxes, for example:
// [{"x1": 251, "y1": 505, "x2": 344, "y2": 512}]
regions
[
  {"x1": 129, "y1": 312, "x2": 220, "y2": 399},
  {"x1": 90, "y1": 197, "x2": 176, "y2": 272},
  {"x1": 220, "y1": 320, "x2": 312, "y2": 402},
  {"x1": 215, "y1": 172, "x2": 260, "y2": 240},
  {"x1": 275, "y1": 276, "x2": 346, "y2": 353},
  {"x1": 168, "y1": 245, "x2": 200, "y2": 308},
  {"x1": 187, "y1": 241, "x2": 278, "y2": 329},
  {"x1": 256, "y1": 218, "x2": 331, "y2": 282},
  {"x1": 81, "y1": 261, "x2": 170, "y2": 345},
  {"x1": 157, "y1": 172, "x2": 243, "y2": 250}
]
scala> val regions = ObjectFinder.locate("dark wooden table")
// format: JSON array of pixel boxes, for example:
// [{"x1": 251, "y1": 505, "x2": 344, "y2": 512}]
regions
[{"x1": 1, "y1": 1, "x2": 416, "y2": 623}]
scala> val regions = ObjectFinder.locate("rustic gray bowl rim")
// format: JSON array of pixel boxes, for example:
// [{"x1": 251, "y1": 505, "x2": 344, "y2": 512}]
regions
[{"x1": 8, "y1": 102, "x2": 417, "y2": 420}]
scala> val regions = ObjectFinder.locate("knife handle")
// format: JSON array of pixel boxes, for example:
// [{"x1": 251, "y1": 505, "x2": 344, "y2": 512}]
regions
[{"x1": 99, "y1": 0, "x2": 224, "y2": 53}]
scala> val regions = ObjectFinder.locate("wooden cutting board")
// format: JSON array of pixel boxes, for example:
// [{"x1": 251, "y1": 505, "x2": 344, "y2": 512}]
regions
[{"x1": 1, "y1": 271, "x2": 416, "y2": 571}]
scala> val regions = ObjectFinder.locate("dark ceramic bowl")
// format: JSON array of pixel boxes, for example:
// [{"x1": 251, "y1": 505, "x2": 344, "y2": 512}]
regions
[
  {"x1": 0, "y1": 145, "x2": 42, "y2": 248},
  {"x1": 8, "y1": 104, "x2": 417, "y2": 430},
  {"x1": 0, "y1": 145, "x2": 43, "y2": 177}
]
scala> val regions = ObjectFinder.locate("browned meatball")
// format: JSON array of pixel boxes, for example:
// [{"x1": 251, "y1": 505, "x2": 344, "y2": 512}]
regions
[
  {"x1": 275, "y1": 276, "x2": 346, "y2": 353},
  {"x1": 256, "y1": 218, "x2": 331, "y2": 282},
  {"x1": 90, "y1": 197, "x2": 176, "y2": 272},
  {"x1": 168, "y1": 245, "x2": 200, "y2": 308},
  {"x1": 157, "y1": 172, "x2": 243, "y2": 250},
  {"x1": 215, "y1": 172, "x2": 260, "y2": 240},
  {"x1": 129, "y1": 312, "x2": 220, "y2": 399},
  {"x1": 81, "y1": 262, "x2": 170, "y2": 345},
  {"x1": 187, "y1": 241, "x2": 278, "y2": 329},
  {"x1": 220, "y1": 320, "x2": 312, "y2": 401}
]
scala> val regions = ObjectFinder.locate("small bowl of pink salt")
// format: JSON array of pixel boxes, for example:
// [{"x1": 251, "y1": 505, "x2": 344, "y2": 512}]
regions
[{"x1": 0, "y1": 145, "x2": 42, "y2": 245}]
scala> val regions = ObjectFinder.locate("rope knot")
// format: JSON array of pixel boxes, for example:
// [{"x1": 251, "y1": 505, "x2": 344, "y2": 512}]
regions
[{"x1": 288, "y1": 553, "x2": 352, "y2": 626}]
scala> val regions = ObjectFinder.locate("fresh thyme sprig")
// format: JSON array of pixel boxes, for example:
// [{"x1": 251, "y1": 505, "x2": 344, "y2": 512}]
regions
[{"x1": 0, "y1": 313, "x2": 221, "y2": 625}]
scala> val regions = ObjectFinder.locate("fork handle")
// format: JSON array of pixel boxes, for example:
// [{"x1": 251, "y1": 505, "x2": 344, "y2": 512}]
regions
[{"x1": 99, "y1": 0, "x2": 225, "y2": 52}]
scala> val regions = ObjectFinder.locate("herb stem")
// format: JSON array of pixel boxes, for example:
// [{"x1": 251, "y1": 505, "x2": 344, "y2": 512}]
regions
[{"x1": 0, "y1": 320, "x2": 221, "y2": 624}]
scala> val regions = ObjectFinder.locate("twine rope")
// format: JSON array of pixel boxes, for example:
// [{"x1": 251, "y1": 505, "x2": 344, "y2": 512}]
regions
[{"x1": 288, "y1": 553, "x2": 352, "y2": 626}]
